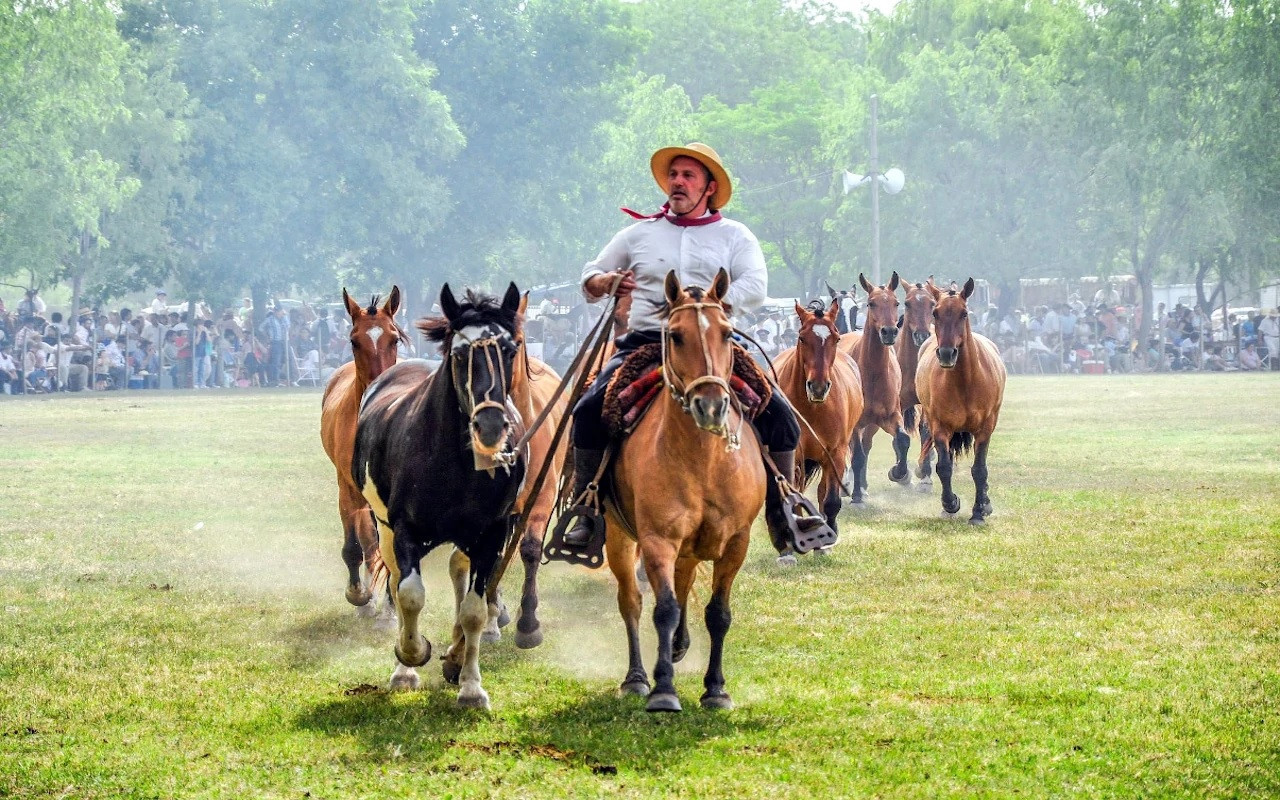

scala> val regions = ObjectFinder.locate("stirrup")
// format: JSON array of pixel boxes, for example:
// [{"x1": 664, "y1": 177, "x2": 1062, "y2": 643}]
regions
[
  {"x1": 544, "y1": 505, "x2": 606, "y2": 569},
  {"x1": 783, "y1": 492, "x2": 836, "y2": 554}
]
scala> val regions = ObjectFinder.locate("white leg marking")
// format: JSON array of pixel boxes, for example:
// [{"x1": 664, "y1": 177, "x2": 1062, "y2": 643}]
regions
[
  {"x1": 456, "y1": 590, "x2": 490, "y2": 710},
  {"x1": 389, "y1": 663, "x2": 420, "y2": 691}
]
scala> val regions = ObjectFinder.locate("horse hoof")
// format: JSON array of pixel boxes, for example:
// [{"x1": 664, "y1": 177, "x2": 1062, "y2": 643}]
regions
[
  {"x1": 515, "y1": 627, "x2": 544, "y2": 650},
  {"x1": 620, "y1": 679, "x2": 651, "y2": 697},
  {"x1": 700, "y1": 692, "x2": 733, "y2": 711},
  {"x1": 480, "y1": 628, "x2": 501, "y2": 645},
  {"x1": 495, "y1": 600, "x2": 511, "y2": 629},
  {"x1": 673, "y1": 646, "x2": 689, "y2": 664},
  {"x1": 457, "y1": 687, "x2": 490, "y2": 711},
  {"x1": 848, "y1": 500, "x2": 867, "y2": 510},
  {"x1": 346, "y1": 586, "x2": 372, "y2": 607},
  {"x1": 968, "y1": 516, "x2": 985, "y2": 526},
  {"x1": 394, "y1": 637, "x2": 431, "y2": 668},
  {"x1": 441, "y1": 657, "x2": 462, "y2": 685},
  {"x1": 645, "y1": 692, "x2": 682, "y2": 713},
  {"x1": 776, "y1": 554, "x2": 798, "y2": 567},
  {"x1": 355, "y1": 602, "x2": 378, "y2": 619},
  {"x1": 915, "y1": 481, "x2": 933, "y2": 494},
  {"x1": 888, "y1": 468, "x2": 909, "y2": 485},
  {"x1": 388, "y1": 664, "x2": 420, "y2": 691}
]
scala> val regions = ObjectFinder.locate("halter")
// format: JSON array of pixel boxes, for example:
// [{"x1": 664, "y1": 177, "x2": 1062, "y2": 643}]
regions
[
  {"x1": 660, "y1": 299, "x2": 744, "y2": 452},
  {"x1": 450, "y1": 326, "x2": 520, "y2": 471}
]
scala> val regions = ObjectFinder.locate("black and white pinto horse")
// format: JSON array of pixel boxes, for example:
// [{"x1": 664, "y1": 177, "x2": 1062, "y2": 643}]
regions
[{"x1": 354, "y1": 283, "x2": 526, "y2": 710}]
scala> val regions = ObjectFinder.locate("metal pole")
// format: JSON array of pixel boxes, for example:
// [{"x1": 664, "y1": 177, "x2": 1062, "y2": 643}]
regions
[{"x1": 869, "y1": 93, "x2": 881, "y2": 286}]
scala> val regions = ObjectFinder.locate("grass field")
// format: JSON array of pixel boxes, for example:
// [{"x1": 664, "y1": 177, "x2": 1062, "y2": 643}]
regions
[{"x1": 1, "y1": 374, "x2": 1278, "y2": 798}]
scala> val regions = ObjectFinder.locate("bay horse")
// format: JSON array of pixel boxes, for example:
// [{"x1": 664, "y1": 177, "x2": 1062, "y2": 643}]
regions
[
  {"x1": 772, "y1": 300, "x2": 862, "y2": 561},
  {"x1": 893, "y1": 278, "x2": 938, "y2": 491},
  {"x1": 319, "y1": 287, "x2": 402, "y2": 614},
  {"x1": 605, "y1": 269, "x2": 766, "y2": 712},
  {"x1": 838, "y1": 272, "x2": 908, "y2": 505},
  {"x1": 916, "y1": 277, "x2": 1006, "y2": 524},
  {"x1": 354, "y1": 283, "x2": 527, "y2": 709}
]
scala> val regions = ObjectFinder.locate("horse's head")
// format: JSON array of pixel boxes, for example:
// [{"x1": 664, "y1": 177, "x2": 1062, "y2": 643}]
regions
[
  {"x1": 860, "y1": 271, "x2": 901, "y2": 346},
  {"x1": 661, "y1": 268, "x2": 736, "y2": 439},
  {"x1": 901, "y1": 278, "x2": 937, "y2": 348},
  {"x1": 420, "y1": 282, "x2": 523, "y2": 458},
  {"x1": 794, "y1": 300, "x2": 841, "y2": 403},
  {"x1": 343, "y1": 286, "x2": 403, "y2": 384},
  {"x1": 932, "y1": 277, "x2": 975, "y2": 369}
]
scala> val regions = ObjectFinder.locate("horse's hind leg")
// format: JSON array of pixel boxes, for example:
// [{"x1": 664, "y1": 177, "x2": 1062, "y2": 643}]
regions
[
  {"x1": 849, "y1": 430, "x2": 870, "y2": 506},
  {"x1": 340, "y1": 488, "x2": 373, "y2": 607},
  {"x1": 702, "y1": 530, "x2": 749, "y2": 710},
  {"x1": 968, "y1": 439, "x2": 993, "y2": 525},
  {"x1": 915, "y1": 419, "x2": 935, "y2": 493},
  {"x1": 672, "y1": 557, "x2": 699, "y2": 663},
  {"x1": 606, "y1": 532, "x2": 649, "y2": 697},
  {"x1": 442, "y1": 548, "x2": 470, "y2": 684}
]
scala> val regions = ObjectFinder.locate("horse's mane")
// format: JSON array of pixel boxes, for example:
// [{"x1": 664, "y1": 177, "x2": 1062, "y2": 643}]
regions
[
  {"x1": 656, "y1": 286, "x2": 709, "y2": 321},
  {"x1": 366, "y1": 295, "x2": 381, "y2": 315},
  {"x1": 416, "y1": 289, "x2": 522, "y2": 353}
]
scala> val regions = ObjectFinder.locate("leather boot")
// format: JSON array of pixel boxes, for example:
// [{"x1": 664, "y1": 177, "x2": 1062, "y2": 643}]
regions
[
  {"x1": 563, "y1": 447, "x2": 606, "y2": 547},
  {"x1": 768, "y1": 450, "x2": 827, "y2": 534}
]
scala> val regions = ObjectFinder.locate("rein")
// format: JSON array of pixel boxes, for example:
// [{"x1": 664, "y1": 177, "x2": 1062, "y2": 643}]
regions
[{"x1": 661, "y1": 299, "x2": 745, "y2": 452}]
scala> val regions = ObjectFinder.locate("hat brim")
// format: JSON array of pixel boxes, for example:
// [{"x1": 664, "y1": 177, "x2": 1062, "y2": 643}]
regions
[{"x1": 650, "y1": 145, "x2": 732, "y2": 210}]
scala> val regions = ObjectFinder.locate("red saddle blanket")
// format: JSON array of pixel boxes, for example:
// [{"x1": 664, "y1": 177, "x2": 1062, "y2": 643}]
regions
[{"x1": 601, "y1": 343, "x2": 771, "y2": 435}]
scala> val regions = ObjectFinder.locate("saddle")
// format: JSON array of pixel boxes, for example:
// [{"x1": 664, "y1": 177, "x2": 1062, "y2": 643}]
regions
[{"x1": 601, "y1": 343, "x2": 771, "y2": 435}]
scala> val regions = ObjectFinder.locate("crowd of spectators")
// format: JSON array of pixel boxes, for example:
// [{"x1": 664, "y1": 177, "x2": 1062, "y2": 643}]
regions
[{"x1": 0, "y1": 288, "x2": 385, "y2": 395}]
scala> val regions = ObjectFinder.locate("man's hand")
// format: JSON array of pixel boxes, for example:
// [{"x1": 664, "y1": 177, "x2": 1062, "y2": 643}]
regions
[{"x1": 586, "y1": 270, "x2": 636, "y2": 299}]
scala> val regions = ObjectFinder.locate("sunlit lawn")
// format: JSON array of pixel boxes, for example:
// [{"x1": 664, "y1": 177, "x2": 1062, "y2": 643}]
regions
[{"x1": 0, "y1": 374, "x2": 1277, "y2": 798}]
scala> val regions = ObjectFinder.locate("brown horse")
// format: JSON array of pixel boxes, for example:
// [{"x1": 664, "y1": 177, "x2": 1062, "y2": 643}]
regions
[
  {"x1": 772, "y1": 301, "x2": 862, "y2": 560},
  {"x1": 838, "y1": 272, "x2": 907, "y2": 505},
  {"x1": 319, "y1": 287, "x2": 402, "y2": 614},
  {"x1": 916, "y1": 277, "x2": 1006, "y2": 524},
  {"x1": 893, "y1": 278, "x2": 938, "y2": 491},
  {"x1": 605, "y1": 269, "x2": 766, "y2": 712}
]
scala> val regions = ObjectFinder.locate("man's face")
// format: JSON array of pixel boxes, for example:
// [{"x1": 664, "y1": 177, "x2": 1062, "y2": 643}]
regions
[{"x1": 666, "y1": 155, "x2": 716, "y2": 216}]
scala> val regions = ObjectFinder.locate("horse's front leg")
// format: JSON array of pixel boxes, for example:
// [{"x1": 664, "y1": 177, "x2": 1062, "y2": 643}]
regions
[
  {"x1": 606, "y1": 531, "x2": 649, "y2": 696},
  {"x1": 453, "y1": 532, "x2": 505, "y2": 710},
  {"x1": 382, "y1": 524, "x2": 427, "y2": 691},
  {"x1": 849, "y1": 431, "x2": 869, "y2": 507},
  {"x1": 339, "y1": 485, "x2": 372, "y2": 608},
  {"x1": 515, "y1": 509, "x2": 549, "y2": 649},
  {"x1": 889, "y1": 424, "x2": 912, "y2": 485},
  {"x1": 934, "y1": 433, "x2": 962, "y2": 517},
  {"x1": 969, "y1": 438, "x2": 993, "y2": 525},
  {"x1": 641, "y1": 539, "x2": 682, "y2": 712},
  {"x1": 820, "y1": 465, "x2": 843, "y2": 537},
  {"x1": 702, "y1": 529, "x2": 749, "y2": 710}
]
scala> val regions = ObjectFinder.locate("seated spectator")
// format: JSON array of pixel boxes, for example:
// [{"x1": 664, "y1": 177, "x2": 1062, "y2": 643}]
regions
[
  {"x1": 23, "y1": 339, "x2": 49, "y2": 392},
  {"x1": 1238, "y1": 342, "x2": 1262, "y2": 371},
  {"x1": 0, "y1": 343, "x2": 18, "y2": 394},
  {"x1": 1202, "y1": 344, "x2": 1230, "y2": 372}
]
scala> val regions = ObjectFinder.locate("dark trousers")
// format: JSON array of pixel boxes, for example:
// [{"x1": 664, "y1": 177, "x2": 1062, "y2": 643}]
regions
[
  {"x1": 267, "y1": 341, "x2": 286, "y2": 384},
  {"x1": 571, "y1": 330, "x2": 799, "y2": 451}
]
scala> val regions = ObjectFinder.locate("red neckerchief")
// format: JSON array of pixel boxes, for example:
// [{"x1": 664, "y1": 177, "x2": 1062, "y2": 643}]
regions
[{"x1": 621, "y1": 203, "x2": 722, "y2": 227}]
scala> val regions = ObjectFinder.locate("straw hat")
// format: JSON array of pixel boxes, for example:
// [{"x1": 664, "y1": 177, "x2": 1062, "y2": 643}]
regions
[{"x1": 649, "y1": 142, "x2": 733, "y2": 210}]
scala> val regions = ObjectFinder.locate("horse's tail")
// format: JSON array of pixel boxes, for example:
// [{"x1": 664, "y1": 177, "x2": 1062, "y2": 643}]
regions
[
  {"x1": 949, "y1": 431, "x2": 974, "y2": 459},
  {"x1": 903, "y1": 404, "x2": 918, "y2": 436}
]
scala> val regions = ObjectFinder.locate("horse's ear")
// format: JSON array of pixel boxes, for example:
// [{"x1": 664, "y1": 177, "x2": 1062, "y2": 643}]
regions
[
  {"x1": 794, "y1": 301, "x2": 811, "y2": 322},
  {"x1": 517, "y1": 291, "x2": 529, "y2": 319},
  {"x1": 501, "y1": 282, "x2": 521, "y2": 316},
  {"x1": 961, "y1": 277, "x2": 975, "y2": 300},
  {"x1": 889, "y1": 271, "x2": 900, "y2": 292},
  {"x1": 710, "y1": 268, "x2": 730, "y2": 302},
  {"x1": 825, "y1": 281, "x2": 838, "y2": 299},
  {"x1": 343, "y1": 288, "x2": 361, "y2": 320},
  {"x1": 663, "y1": 270, "x2": 682, "y2": 308},
  {"x1": 383, "y1": 285, "x2": 401, "y2": 317},
  {"x1": 859, "y1": 273, "x2": 874, "y2": 293},
  {"x1": 439, "y1": 283, "x2": 460, "y2": 322}
]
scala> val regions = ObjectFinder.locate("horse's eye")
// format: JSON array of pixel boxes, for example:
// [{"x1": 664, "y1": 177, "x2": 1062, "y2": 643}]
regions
[
  {"x1": 932, "y1": 310, "x2": 939, "y2": 319},
  {"x1": 670, "y1": 332, "x2": 684, "y2": 346},
  {"x1": 722, "y1": 330, "x2": 732, "y2": 342}
]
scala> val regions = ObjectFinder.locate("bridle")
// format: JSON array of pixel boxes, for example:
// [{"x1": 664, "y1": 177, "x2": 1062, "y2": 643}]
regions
[
  {"x1": 661, "y1": 298, "x2": 744, "y2": 452},
  {"x1": 449, "y1": 326, "x2": 521, "y2": 469}
]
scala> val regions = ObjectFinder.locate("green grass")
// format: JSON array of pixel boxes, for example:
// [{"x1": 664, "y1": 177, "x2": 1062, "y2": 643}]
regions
[{"x1": 1, "y1": 375, "x2": 1277, "y2": 798}]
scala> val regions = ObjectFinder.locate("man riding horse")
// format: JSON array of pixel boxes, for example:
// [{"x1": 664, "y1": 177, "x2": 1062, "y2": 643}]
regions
[{"x1": 556, "y1": 142, "x2": 831, "y2": 559}]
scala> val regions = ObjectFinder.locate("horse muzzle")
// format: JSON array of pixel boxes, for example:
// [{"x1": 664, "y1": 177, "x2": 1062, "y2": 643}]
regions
[
  {"x1": 470, "y1": 405, "x2": 510, "y2": 455},
  {"x1": 689, "y1": 391, "x2": 730, "y2": 435},
  {"x1": 805, "y1": 379, "x2": 831, "y2": 403},
  {"x1": 878, "y1": 326, "x2": 900, "y2": 346},
  {"x1": 912, "y1": 329, "x2": 930, "y2": 347},
  {"x1": 937, "y1": 346, "x2": 960, "y2": 368}
]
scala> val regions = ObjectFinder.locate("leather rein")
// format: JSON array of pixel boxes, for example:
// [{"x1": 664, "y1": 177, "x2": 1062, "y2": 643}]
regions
[{"x1": 661, "y1": 298, "x2": 745, "y2": 453}]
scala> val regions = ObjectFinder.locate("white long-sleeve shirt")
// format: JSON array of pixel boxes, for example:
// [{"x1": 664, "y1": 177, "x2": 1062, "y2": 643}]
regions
[{"x1": 580, "y1": 214, "x2": 767, "y2": 333}]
